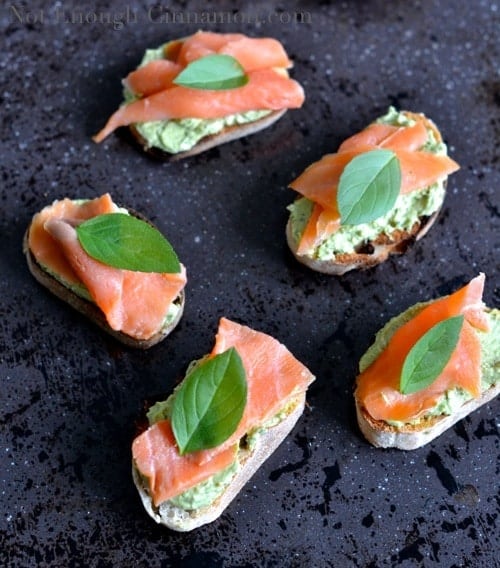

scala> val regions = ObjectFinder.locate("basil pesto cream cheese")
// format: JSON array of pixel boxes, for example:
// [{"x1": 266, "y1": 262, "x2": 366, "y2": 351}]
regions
[
  {"x1": 287, "y1": 107, "x2": 448, "y2": 258},
  {"x1": 359, "y1": 305, "x2": 500, "y2": 427},
  {"x1": 125, "y1": 44, "x2": 272, "y2": 154}
]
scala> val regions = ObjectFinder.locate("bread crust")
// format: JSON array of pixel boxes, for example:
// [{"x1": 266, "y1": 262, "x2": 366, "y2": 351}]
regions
[
  {"x1": 286, "y1": 110, "x2": 446, "y2": 275},
  {"x1": 129, "y1": 109, "x2": 287, "y2": 161},
  {"x1": 23, "y1": 207, "x2": 185, "y2": 349},
  {"x1": 132, "y1": 392, "x2": 306, "y2": 531},
  {"x1": 286, "y1": 209, "x2": 440, "y2": 275},
  {"x1": 355, "y1": 383, "x2": 500, "y2": 450}
]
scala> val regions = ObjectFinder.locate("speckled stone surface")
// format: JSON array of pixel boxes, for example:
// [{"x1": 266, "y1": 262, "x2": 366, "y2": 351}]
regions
[{"x1": 1, "y1": 1, "x2": 499, "y2": 566}]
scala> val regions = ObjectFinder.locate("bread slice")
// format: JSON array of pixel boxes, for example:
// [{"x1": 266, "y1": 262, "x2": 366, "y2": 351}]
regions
[
  {"x1": 354, "y1": 305, "x2": 499, "y2": 450},
  {"x1": 132, "y1": 392, "x2": 305, "y2": 531},
  {"x1": 129, "y1": 109, "x2": 287, "y2": 161},
  {"x1": 355, "y1": 383, "x2": 500, "y2": 450},
  {"x1": 286, "y1": 208, "x2": 440, "y2": 275},
  {"x1": 287, "y1": 111, "x2": 448, "y2": 275},
  {"x1": 23, "y1": 206, "x2": 185, "y2": 349}
]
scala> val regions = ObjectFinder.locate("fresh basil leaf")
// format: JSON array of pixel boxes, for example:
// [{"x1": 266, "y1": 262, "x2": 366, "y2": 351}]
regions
[
  {"x1": 400, "y1": 315, "x2": 464, "y2": 395},
  {"x1": 338, "y1": 149, "x2": 401, "y2": 225},
  {"x1": 171, "y1": 348, "x2": 247, "y2": 455},
  {"x1": 173, "y1": 54, "x2": 248, "y2": 90},
  {"x1": 76, "y1": 213, "x2": 180, "y2": 273}
]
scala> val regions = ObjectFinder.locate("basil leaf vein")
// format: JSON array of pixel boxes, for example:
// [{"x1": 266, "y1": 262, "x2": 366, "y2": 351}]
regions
[
  {"x1": 338, "y1": 149, "x2": 401, "y2": 225},
  {"x1": 171, "y1": 347, "x2": 247, "y2": 455},
  {"x1": 173, "y1": 54, "x2": 248, "y2": 90},
  {"x1": 400, "y1": 315, "x2": 465, "y2": 395},
  {"x1": 76, "y1": 213, "x2": 180, "y2": 273}
]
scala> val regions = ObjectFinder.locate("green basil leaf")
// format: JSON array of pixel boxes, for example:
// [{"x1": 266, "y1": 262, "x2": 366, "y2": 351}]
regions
[
  {"x1": 338, "y1": 149, "x2": 401, "y2": 225},
  {"x1": 173, "y1": 54, "x2": 248, "y2": 90},
  {"x1": 76, "y1": 213, "x2": 180, "y2": 273},
  {"x1": 171, "y1": 348, "x2": 247, "y2": 455},
  {"x1": 400, "y1": 315, "x2": 464, "y2": 395}
]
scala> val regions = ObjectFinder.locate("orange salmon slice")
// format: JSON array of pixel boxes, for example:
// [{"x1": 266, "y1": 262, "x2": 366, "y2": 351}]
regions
[
  {"x1": 132, "y1": 318, "x2": 315, "y2": 504},
  {"x1": 28, "y1": 194, "x2": 116, "y2": 286},
  {"x1": 290, "y1": 145, "x2": 458, "y2": 210},
  {"x1": 93, "y1": 69, "x2": 304, "y2": 143},
  {"x1": 296, "y1": 204, "x2": 341, "y2": 256},
  {"x1": 178, "y1": 31, "x2": 292, "y2": 71},
  {"x1": 355, "y1": 274, "x2": 488, "y2": 422},
  {"x1": 338, "y1": 121, "x2": 428, "y2": 153},
  {"x1": 177, "y1": 31, "x2": 246, "y2": 66},
  {"x1": 132, "y1": 420, "x2": 237, "y2": 507},
  {"x1": 219, "y1": 37, "x2": 292, "y2": 71},
  {"x1": 202, "y1": 318, "x2": 315, "y2": 454},
  {"x1": 124, "y1": 59, "x2": 183, "y2": 97}
]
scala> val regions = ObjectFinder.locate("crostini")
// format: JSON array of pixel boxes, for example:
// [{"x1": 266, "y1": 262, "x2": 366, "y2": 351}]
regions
[
  {"x1": 354, "y1": 274, "x2": 499, "y2": 449},
  {"x1": 287, "y1": 107, "x2": 459, "y2": 274},
  {"x1": 132, "y1": 317, "x2": 315, "y2": 530},
  {"x1": 24, "y1": 194, "x2": 186, "y2": 348},
  {"x1": 93, "y1": 31, "x2": 305, "y2": 159}
]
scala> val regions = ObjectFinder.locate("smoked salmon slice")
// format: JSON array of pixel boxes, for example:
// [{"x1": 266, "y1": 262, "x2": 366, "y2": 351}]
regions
[
  {"x1": 198, "y1": 318, "x2": 315, "y2": 461},
  {"x1": 290, "y1": 149, "x2": 370, "y2": 211},
  {"x1": 94, "y1": 69, "x2": 304, "y2": 143},
  {"x1": 289, "y1": 112, "x2": 460, "y2": 254},
  {"x1": 93, "y1": 31, "x2": 303, "y2": 143},
  {"x1": 124, "y1": 59, "x2": 183, "y2": 97},
  {"x1": 28, "y1": 194, "x2": 116, "y2": 287},
  {"x1": 176, "y1": 31, "x2": 246, "y2": 66},
  {"x1": 296, "y1": 204, "x2": 341, "y2": 256},
  {"x1": 132, "y1": 420, "x2": 237, "y2": 506},
  {"x1": 132, "y1": 318, "x2": 315, "y2": 505},
  {"x1": 338, "y1": 121, "x2": 428, "y2": 153},
  {"x1": 177, "y1": 31, "x2": 292, "y2": 70},
  {"x1": 219, "y1": 37, "x2": 292, "y2": 71},
  {"x1": 28, "y1": 194, "x2": 187, "y2": 341},
  {"x1": 355, "y1": 274, "x2": 489, "y2": 422}
]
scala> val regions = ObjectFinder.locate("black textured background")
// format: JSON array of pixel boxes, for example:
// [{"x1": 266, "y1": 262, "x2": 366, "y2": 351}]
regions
[{"x1": 1, "y1": 1, "x2": 499, "y2": 566}]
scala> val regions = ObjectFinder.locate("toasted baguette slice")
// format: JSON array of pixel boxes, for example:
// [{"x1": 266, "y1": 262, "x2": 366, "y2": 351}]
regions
[
  {"x1": 287, "y1": 110, "x2": 450, "y2": 275},
  {"x1": 286, "y1": 208, "x2": 440, "y2": 275},
  {"x1": 129, "y1": 109, "x2": 287, "y2": 161},
  {"x1": 23, "y1": 205, "x2": 185, "y2": 349},
  {"x1": 356, "y1": 383, "x2": 500, "y2": 450},
  {"x1": 354, "y1": 303, "x2": 499, "y2": 450},
  {"x1": 94, "y1": 32, "x2": 304, "y2": 158},
  {"x1": 132, "y1": 392, "x2": 305, "y2": 531}
]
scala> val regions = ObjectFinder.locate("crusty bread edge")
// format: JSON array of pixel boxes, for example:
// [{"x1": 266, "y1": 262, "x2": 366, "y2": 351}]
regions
[
  {"x1": 132, "y1": 391, "x2": 306, "y2": 531},
  {"x1": 355, "y1": 382, "x2": 500, "y2": 450},
  {"x1": 286, "y1": 110, "x2": 445, "y2": 275},
  {"x1": 129, "y1": 109, "x2": 287, "y2": 161},
  {"x1": 22, "y1": 207, "x2": 185, "y2": 349},
  {"x1": 286, "y1": 209, "x2": 440, "y2": 275}
]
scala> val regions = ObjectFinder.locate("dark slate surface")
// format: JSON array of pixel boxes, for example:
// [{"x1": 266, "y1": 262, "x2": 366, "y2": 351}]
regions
[{"x1": 1, "y1": 1, "x2": 499, "y2": 566}]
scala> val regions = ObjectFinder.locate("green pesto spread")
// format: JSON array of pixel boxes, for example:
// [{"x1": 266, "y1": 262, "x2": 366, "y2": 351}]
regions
[
  {"x1": 147, "y1": 365, "x2": 298, "y2": 511},
  {"x1": 169, "y1": 461, "x2": 240, "y2": 510},
  {"x1": 287, "y1": 107, "x2": 448, "y2": 258},
  {"x1": 125, "y1": 44, "x2": 271, "y2": 154},
  {"x1": 245, "y1": 399, "x2": 298, "y2": 451},
  {"x1": 359, "y1": 304, "x2": 500, "y2": 427}
]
